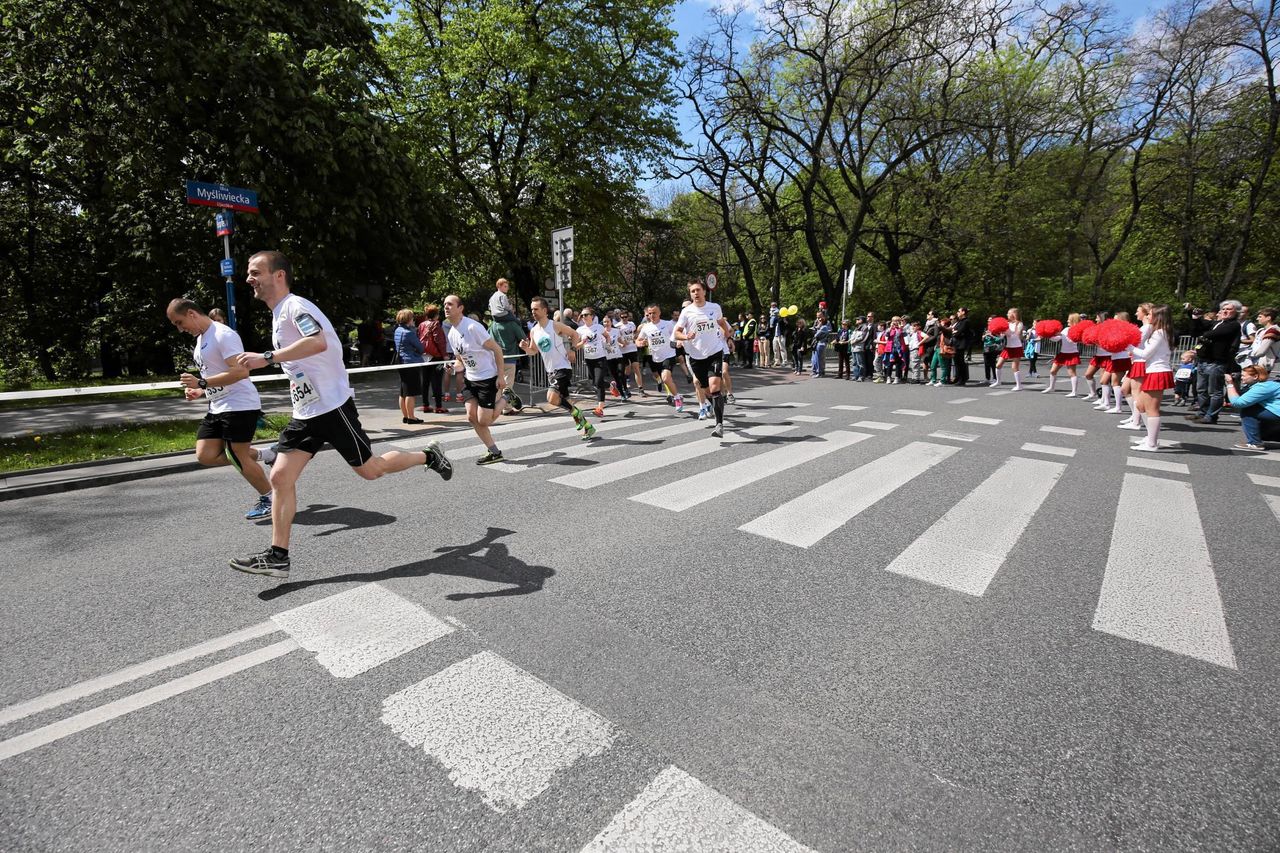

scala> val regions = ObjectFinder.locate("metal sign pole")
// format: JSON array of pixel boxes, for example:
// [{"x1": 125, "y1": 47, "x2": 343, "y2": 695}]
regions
[{"x1": 222, "y1": 229, "x2": 236, "y2": 330}]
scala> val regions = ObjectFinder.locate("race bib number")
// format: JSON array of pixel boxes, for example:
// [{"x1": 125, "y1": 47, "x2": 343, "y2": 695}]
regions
[
  {"x1": 1175, "y1": 367, "x2": 1193, "y2": 380},
  {"x1": 289, "y1": 369, "x2": 320, "y2": 409},
  {"x1": 205, "y1": 383, "x2": 230, "y2": 402},
  {"x1": 694, "y1": 318, "x2": 716, "y2": 337},
  {"x1": 649, "y1": 332, "x2": 665, "y2": 349},
  {"x1": 461, "y1": 351, "x2": 479, "y2": 370}
]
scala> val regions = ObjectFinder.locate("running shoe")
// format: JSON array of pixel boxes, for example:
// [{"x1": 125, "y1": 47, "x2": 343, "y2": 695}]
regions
[
  {"x1": 727, "y1": 393, "x2": 736, "y2": 404},
  {"x1": 610, "y1": 382, "x2": 620, "y2": 398},
  {"x1": 572, "y1": 407, "x2": 585, "y2": 430},
  {"x1": 476, "y1": 450, "x2": 504, "y2": 465},
  {"x1": 593, "y1": 404, "x2": 606, "y2": 418},
  {"x1": 711, "y1": 423, "x2": 724, "y2": 438},
  {"x1": 501, "y1": 388, "x2": 524, "y2": 412},
  {"x1": 434, "y1": 407, "x2": 448, "y2": 414},
  {"x1": 673, "y1": 394, "x2": 684, "y2": 412},
  {"x1": 245, "y1": 494, "x2": 272, "y2": 520},
  {"x1": 581, "y1": 423, "x2": 597, "y2": 440},
  {"x1": 424, "y1": 440, "x2": 453, "y2": 481},
  {"x1": 698, "y1": 405, "x2": 708, "y2": 421},
  {"x1": 229, "y1": 548, "x2": 290, "y2": 578},
  {"x1": 1233, "y1": 442, "x2": 1266, "y2": 452},
  {"x1": 640, "y1": 389, "x2": 650, "y2": 397},
  {"x1": 444, "y1": 393, "x2": 452, "y2": 403}
]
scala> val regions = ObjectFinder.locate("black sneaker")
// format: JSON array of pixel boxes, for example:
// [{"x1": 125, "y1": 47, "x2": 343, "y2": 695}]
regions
[
  {"x1": 476, "y1": 450, "x2": 504, "y2": 465},
  {"x1": 424, "y1": 440, "x2": 453, "y2": 481},
  {"x1": 501, "y1": 388, "x2": 524, "y2": 412},
  {"x1": 229, "y1": 548, "x2": 290, "y2": 578}
]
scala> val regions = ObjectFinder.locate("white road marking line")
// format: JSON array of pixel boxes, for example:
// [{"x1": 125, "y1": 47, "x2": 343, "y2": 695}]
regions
[
  {"x1": 1248, "y1": 472, "x2": 1280, "y2": 489},
  {"x1": 1126, "y1": 457, "x2": 1190, "y2": 475},
  {"x1": 1093, "y1": 474, "x2": 1236, "y2": 669},
  {"x1": 448, "y1": 417, "x2": 653, "y2": 461},
  {"x1": 396, "y1": 416, "x2": 566, "y2": 450},
  {"x1": 958, "y1": 416, "x2": 1001, "y2": 425},
  {"x1": 381, "y1": 651, "x2": 616, "y2": 814},
  {"x1": 580, "y1": 765, "x2": 814, "y2": 853},
  {"x1": 1040, "y1": 426, "x2": 1086, "y2": 436},
  {"x1": 0, "y1": 621, "x2": 279, "y2": 728},
  {"x1": 631, "y1": 431, "x2": 873, "y2": 512},
  {"x1": 886, "y1": 457, "x2": 1066, "y2": 596},
  {"x1": 987, "y1": 390, "x2": 1014, "y2": 396},
  {"x1": 831, "y1": 405, "x2": 867, "y2": 411},
  {"x1": 486, "y1": 420, "x2": 705, "y2": 473},
  {"x1": 550, "y1": 424, "x2": 796, "y2": 490},
  {"x1": 785, "y1": 415, "x2": 829, "y2": 423},
  {"x1": 0, "y1": 639, "x2": 299, "y2": 762},
  {"x1": 1265, "y1": 494, "x2": 1280, "y2": 524},
  {"x1": 737, "y1": 401, "x2": 812, "y2": 408},
  {"x1": 271, "y1": 584, "x2": 454, "y2": 678},
  {"x1": 1020, "y1": 442, "x2": 1077, "y2": 458},
  {"x1": 1130, "y1": 438, "x2": 1181, "y2": 448},
  {"x1": 947, "y1": 397, "x2": 978, "y2": 404},
  {"x1": 892, "y1": 409, "x2": 932, "y2": 417},
  {"x1": 850, "y1": 421, "x2": 898, "y2": 431},
  {"x1": 928, "y1": 431, "x2": 980, "y2": 442},
  {"x1": 740, "y1": 441, "x2": 960, "y2": 547}
]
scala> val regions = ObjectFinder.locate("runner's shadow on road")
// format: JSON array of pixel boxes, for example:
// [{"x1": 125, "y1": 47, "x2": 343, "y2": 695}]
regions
[
  {"x1": 258, "y1": 526, "x2": 553, "y2": 602},
  {"x1": 261, "y1": 503, "x2": 397, "y2": 536}
]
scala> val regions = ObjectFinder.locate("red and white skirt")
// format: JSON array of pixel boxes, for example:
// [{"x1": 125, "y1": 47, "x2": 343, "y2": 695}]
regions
[
  {"x1": 1128, "y1": 361, "x2": 1147, "y2": 380},
  {"x1": 1141, "y1": 370, "x2": 1174, "y2": 392},
  {"x1": 1108, "y1": 358, "x2": 1131, "y2": 374},
  {"x1": 1000, "y1": 346, "x2": 1024, "y2": 359},
  {"x1": 1089, "y1": 355, "x2": 1109, "y2": 369},
  {"x1": 1053, "y1": 352, "x2": 1080, "y2": 366}
]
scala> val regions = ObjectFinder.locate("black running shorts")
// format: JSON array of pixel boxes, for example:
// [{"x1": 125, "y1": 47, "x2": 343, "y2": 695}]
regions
[
  {"x1": 648, "y1": 356, "x2": 675, "y2": 377},
  {"x1": 549, "y1": 368, "x2": 573, "y2": 398},
  {"x1": 464, "y1": 376, "x2": 499, "y2": 410},
  {"x1": 196, "y1": 410, "x2": 260, "y2": 444},
  {"x1": 275, "y1": 397, "x2": 373, "y2": 467},
  {"x1": 689, "y1": 354, "x2": 724, "y2": 388}
]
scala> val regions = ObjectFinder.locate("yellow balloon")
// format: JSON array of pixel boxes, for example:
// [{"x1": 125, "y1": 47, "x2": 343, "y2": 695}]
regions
[
  {"x1": 788, "y1": 304, "x2": 799, "y2": 315},
  {"x1": 781, "y1": 307, "x2": 792, "y2": 317}
]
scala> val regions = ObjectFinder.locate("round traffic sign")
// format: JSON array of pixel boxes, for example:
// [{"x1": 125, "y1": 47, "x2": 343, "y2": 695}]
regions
[{"x1": 706, "y1": 272, "x2": 718, "y2": 290}]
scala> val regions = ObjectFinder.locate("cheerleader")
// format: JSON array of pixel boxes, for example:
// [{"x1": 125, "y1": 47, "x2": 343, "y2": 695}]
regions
[
  {"x1": 1118, "y1": 304, "x2": 1153, "y2": 427},
  {"x1": 1041, "y1": 314, "x2": 1082, "y2": 395},
  {"x1": 1103, "y1": 311, "x2": 1134, "y2": 415},
  {"x1": 1129, "y1": 304, "x2": 1175, "y2": 452},
  {"x1": 991, "y1": 308, "x2": 1026, "y2": 389},
  {"x1": 1082, "y1": 312, "x2": 1110, "y2": 404}
]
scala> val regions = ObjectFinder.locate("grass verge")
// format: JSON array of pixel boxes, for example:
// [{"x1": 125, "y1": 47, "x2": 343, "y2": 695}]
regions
[{"x1": 0, "y1": 414, "x2": 292, "y2": 474}]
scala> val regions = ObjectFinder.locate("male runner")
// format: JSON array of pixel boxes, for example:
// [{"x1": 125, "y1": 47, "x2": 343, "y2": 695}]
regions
[
  {"x1": 636, "y1": 304, "x2": 685, "y2": 413},
  {"x1": 166, "y1": 297, "x2": 275, "y2": 520},
  {"x1": 229, "y1": 251, "x2": 452, "y2": 578},
  {"x1": 673, "y1": 280, "x2": 734, "y2": 437},
  {"x1": 619, "y1": 310, "x2": 644, "y2": 394},
  {"x1": 445, "y1": 293, "x2": 514, "y2": 464},
  {"x1": 519, "y1": 297, "x2": 596, "y2": 439}
]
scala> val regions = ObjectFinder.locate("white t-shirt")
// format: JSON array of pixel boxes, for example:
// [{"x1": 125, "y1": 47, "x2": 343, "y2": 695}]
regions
[
  {"x1": 1053, "y1": 331, "x2": 1079, "y2": 354},
  {"x1": 195, "y1": 321, "x2": 261, "y2": 414},
  {"x1": 271, "y1": 293, "x2": 351, "y2": 419},
  {"x1": 1131, "y1": 324, "x2": 1152, "y2": 363},
  {"x1": 675, "y1": 301, "x2": 726, "y2": 360},
  {"x1": 638, "y1": 320, "x2": 676, "y2": 361},
  {"x1": 1005, "y1": 323, "x2": 1024, "y2": 349},
  {"x1": 619, "y1": 321, "x2": 638, "y2": 354},
  {"x1": 1134, "y1": 328, "x2": 1172, "y2": 372},
  {"x1": 530, "y1": 319, "x2": 571, "y2": 373},
  {"x1": 604, "y1": 326, "x2": 623, "y2": 359},
  {"x1": 447, "y1": 316, "x2": 498, "y2": 381},
  {"x1": 580, "y1": 322, "x2": 607, "y2": 359}
]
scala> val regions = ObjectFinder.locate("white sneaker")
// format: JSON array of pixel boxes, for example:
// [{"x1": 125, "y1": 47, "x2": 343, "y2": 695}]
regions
[
  {"x1": 989, "y1": 381, "x2": 999, "y2": 387},
  {"x1": 1118, "y1": 422, "x2": 1143, "y2": 430},
  {"x1": 1082, "y1": 394, "x2": 1097, "y2": 401},
  {"x1": 1132, "y1": 442, "x2": 1160, "y2": 452},
  {"x1": 1107, "y1": 407, "x2": 1122, "y2": 414},
  {"x1": 1040, "y1": 387, "x2": 1052, "y2": 394},
  {"x1": 1065, "y1": 393, "x2": 1079, "y2": 398}
]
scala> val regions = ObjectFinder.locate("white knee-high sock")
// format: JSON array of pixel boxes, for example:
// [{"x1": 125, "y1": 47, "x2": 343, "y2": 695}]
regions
[
  {"x1": 1047, "y1": 374, "x2": 1057, "y2": 391},
  {"x1": 1115, "y1": 387, "x2": 1126, "y2": 411},
  {"x1": 1069, "y1": 375, "x2": 1079, "y2": 394},
  {"x1": 1100, "y1": 385, "x2": 1112, "y2": 406},
  {"x1": 1089, "y1": 376, "x2": 1099, "y2": 395},
  {"x1": 1013, "y1": 370, "x2": 1022, "y2": 389},
  {"x1": 1145, "y1": 415, "x2": 1161, "y2": 447}
]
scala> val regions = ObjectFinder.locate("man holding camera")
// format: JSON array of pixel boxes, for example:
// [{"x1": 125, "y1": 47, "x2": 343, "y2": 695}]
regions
[{"x1": 1184, "y1": 300, "x2": 1243, "y2": 424}]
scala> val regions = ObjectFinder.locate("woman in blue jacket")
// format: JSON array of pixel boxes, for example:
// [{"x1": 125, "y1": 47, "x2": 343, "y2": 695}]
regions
[
  {"x1": 393, "y1": 308, "x2": 426, "y2": 424},
  {"x1": 1226, "y1": 365, "x2": 1280, "y2": 450}
]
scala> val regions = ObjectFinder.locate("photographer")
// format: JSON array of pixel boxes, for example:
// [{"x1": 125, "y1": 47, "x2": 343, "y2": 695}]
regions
[
  {"x1": 1183, "y1": 301, "x2": 1243, "y2": 425},
  {"x1": 1225, "y1": 364, "x2": 1280, "y2": 451}
]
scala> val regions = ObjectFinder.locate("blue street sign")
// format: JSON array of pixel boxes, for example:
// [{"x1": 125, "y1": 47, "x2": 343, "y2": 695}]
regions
[
  {"x1": 215, "y1": 211, "x2": 234, "y2": 237},
  {"x1": 186, "y1": 180, "x2": 259, "y2": 214},
  {"x1": 220, "y1": 258, "x2": 235, "y2": 278}
]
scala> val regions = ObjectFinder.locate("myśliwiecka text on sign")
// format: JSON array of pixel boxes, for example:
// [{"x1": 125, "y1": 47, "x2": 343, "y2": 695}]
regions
[{"x1": 185, "y1": 181, "x2": 259, "y2": 214}]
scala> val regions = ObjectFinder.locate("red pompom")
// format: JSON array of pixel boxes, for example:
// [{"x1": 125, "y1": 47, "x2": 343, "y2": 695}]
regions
[
  {"x1": 1035, "y1": 319, "x2": 1063, "y2": 339},
  {"x1": 1067, "y1": 319, "x2": 1095, "y2": 343},
  {"x1": 1097, "y1": 318, "x2": 1142, "y2": 354},
  {"x1": 1081, "y1": 324, "x2": 1101, "y2": 346},
  {"x1": 987, "y1": 317, "x2": 1010, "y2": 335}
]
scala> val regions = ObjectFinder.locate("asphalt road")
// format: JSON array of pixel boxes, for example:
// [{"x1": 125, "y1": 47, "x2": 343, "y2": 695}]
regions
[{"x1": 2, "y1": 368, "x2": 1277, "y2": 852}]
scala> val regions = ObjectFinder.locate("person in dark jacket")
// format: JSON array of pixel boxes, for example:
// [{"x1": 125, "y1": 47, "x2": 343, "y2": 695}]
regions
[
  {"x1": 1184, "y1": 300, "x2": 1244, "y2": 424},
  {"x1": 393, "y1": 308, "x2": 426, "y2": 424},
  {"x1": 949, "y1": 307, "x2": 971, "y2": 385}
]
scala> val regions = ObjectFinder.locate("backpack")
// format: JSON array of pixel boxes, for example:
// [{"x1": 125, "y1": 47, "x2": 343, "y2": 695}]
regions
[{"x1": 421, "y1": 321, "x2": 446, "y2": 359}]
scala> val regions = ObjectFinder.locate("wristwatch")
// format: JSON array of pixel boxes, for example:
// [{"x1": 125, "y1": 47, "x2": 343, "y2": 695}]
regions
[
  {"x1": 262, "y1": 350, "x2": 274, "y2": 364},
  {"x1": 197, "y1": 378, "x2": 208, "y2": 390}
]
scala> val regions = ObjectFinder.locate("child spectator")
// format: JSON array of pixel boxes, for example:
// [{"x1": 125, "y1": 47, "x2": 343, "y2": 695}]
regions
[
  {"x1": 1172, "y1": 350, "x2": 1196, "y2": 406},
  {"x1": 982, "y1": 322, "x2": 1003, "y2": 383}
]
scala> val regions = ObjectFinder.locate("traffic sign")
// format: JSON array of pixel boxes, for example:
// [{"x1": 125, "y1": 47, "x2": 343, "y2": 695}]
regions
[
  {"x1": 220, "y1": 258, "x2": 235, "y2": 277},
  {"x1": 185, "y1": 180, "x2": 259, "y2": 214},
  {"x1": 706, "y1": 271, "x2": 718, "y2": 291},
  {"x1": 551, "y1": 226, "x2": 574, "y2": 263},
  {"x1": 215, "y1": 211, "x2": 234, "y2": 237}
]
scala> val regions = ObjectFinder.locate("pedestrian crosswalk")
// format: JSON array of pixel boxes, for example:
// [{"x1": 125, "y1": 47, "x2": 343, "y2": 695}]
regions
[{"x1": 390, "y1": 396, "x2": 1273, "y2": 673}]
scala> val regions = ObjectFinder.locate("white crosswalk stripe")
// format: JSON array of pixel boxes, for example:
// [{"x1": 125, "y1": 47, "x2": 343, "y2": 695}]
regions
[
  {"x1": 1248, "y1": 472, "x2": 1280, "y2": 489},
  {"x1": 550, "y1": 424, "x2": 797, "y2": 490},
  {"x1": 850, "y1": 420, "x2": 898, "y2": 430},
  {"x1": 948, "y1": 397, "x2": 978, "y2": 404},
  {"x1": 1265, "y1": 494, "x2": 1280, "y2": 524},
  {"x1": 928, "y1": 431, "x2": 979, "y2": 442},
  {"x1": 1041, "y1": 426, "x2": 1086, "y2": 436},
  {"x1": 831, "y1": 404, "x2": 866, "y2": 411},
  {"x1": 484, "y1": 420, "x2": 706, "y2": 473},
  {"x1": 785, "y1": 414, "x2": 830, "y2": 423},
  {"x1": 958, "y1": 415, "x2": 1001, "y2": 425},
  {"x1": 892, "y1": 409, "x2": 932, "y2": 416},
  {"x1": 1020, "y1": 442, "x2": 1076, "y2": 458},
  {"x1": 886, "y1": 456, "x2": 1066, "y2": 596},
  {"x1": 449, "y1": 416, "x2": 665, "y2": 461},
  {"x1": 630, "y1": 430, "x2": 873, "y2": 512},
  {"x1": 1093, "y1": 474, "x2": 1236, "y2": 669},
  {"x1": 740, "y1": 441, "x2": 960, "y2": 547},
  {"x1": 1126, "y1": 457, "x2": 1189, "y2": 475}
]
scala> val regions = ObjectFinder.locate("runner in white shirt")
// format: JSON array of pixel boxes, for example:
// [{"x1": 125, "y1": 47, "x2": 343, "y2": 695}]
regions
[
  {"x1": 445, "y1": 294, "x2": 512, "y2": 465},
  {"x1": 636, "y1": 304, "x2": 685, "y2": 413},
  {"x1": 679, "y1": 299, "x2": 710, "y2": 418},
  {"x1": 575, "y1": 307, "x2": 612, "y2": 418},
  {"x1": 673, "y1": 279, "x2": 735, "y2": 437},
  {"x1": 603, "y1": 314, "x2": 631, "y2": 400},
  {"x1": 228, "y1": 251, "x2": 452, "y2": 579},
  {"x1": 619, "y1": 310, "x2": 644, "y2": 395},
  {"x1": 166, "y1": 297, "x2": 275, "y2": 520},
  {"x1": 519, "y1": 297, "x2": 595, "y2": 439}
]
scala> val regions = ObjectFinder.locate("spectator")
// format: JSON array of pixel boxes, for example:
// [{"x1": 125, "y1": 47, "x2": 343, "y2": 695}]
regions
[
  {"x1": 930, "y1": 317, "x2": 954, "y2": 386},
  {"x1": 209, "y1": 308, "x2": 227, "y2": 324},
  {"x1": 773, "y1": 307, "x2": 790, "y2": 369},
  {"x1": 1184, "y1": 300, "x2": 1243, "y2": 425},
  {"x1": 1225, "y1": 364, "x2": 1280, "y2": 451},
  {"x1": 810, "y1": 312, "x2": 831, "y2": 377},
  {"x1": 741, "y1": 312, "x2": 757, "y2": 367},
  {"x1": 834, "y1": 319, "x2": 853, "y2": 379},
  {"x1": 790, "y1": 317, "x2": 810, "y2": 374},
  {"x1": 1172, "y1": 350, "x2": 1196, "y2": 406},
  {"x1": 1240, "y1": 306, "x2": 1279, "y2": 373},
  {"x1": 393, "y1": 308, "x2": 425, "y2": 424},
  {"x1": 950, "y1": 307, "x2": 972, "y2": 386},
  {"x1": 982, "y1": 321, "x2": 1003, "y2": 384},
  {"x1": 906, "y1": 320, "x2": 926, "y2": 383},
  {"x1": 488, "y1": 278, "x2": 525, "y2": 410},
  {"x1": 418, "y1": 303, "x2": 448, "y2": 414},
  {"x1": 850, "y1": 316, "x2": 871, "y2": 381}
]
